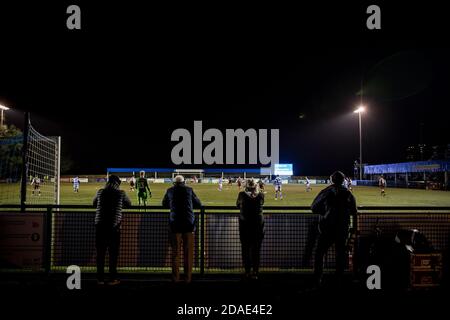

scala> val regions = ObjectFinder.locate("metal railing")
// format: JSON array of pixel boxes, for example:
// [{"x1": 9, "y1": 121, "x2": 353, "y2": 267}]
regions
[{"x1": 1, "y1": 205, "x2": 449, "y2": 275}]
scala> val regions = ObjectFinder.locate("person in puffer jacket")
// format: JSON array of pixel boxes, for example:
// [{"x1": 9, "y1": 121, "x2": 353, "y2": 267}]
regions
[
  {"x1": 311, "y1": 171, "x2": 357, "y2": 286},
  {"x1": 236, "y1": 179, "x2": 265, "y2": 280},
  {"x1": 162, "y1": 175, "x2": 202, "y2": 284},
  {"x1": 93, "y1": 174, "x2": 131, "y2": 285}
]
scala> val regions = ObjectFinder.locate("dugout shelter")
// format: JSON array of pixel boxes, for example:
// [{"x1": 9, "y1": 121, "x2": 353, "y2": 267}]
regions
[{"x1": 364, "y1": 160, "x2": 450, "y2": 190}]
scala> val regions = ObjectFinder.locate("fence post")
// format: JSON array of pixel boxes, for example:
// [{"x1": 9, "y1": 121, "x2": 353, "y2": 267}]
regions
[
  {"x1": 44, "y1": 206, "x2": 53, "y2": 274},
  {"x1": 200, "y1": 206, "x2": 205, "y2": 276},
  {"x1": 351, "y1": 212, "x2": 359, "y2": 278}
]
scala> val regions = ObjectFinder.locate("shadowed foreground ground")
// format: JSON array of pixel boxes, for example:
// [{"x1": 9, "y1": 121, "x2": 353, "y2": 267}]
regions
[{"x1": 1, "y1": 273, "x2": 448, "y2": 319}]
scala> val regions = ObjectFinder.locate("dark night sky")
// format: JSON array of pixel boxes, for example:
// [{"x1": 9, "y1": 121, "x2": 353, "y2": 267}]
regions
[{"x1": 1, "y1": 2, "x2": 450, "y2": 175}]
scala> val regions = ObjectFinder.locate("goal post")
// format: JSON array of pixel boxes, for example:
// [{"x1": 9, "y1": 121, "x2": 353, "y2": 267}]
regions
[
  {"x1": 20, "y1": 112, "x2": 61, "y2": 209},
  {"x1": 56, "y1": 136, "x2": 61, "y2": 205},
  {"x1": 172, "y1": 169, "x2": 204, "y2": 181},
  {"x1": 104, "y1": 168, "x2": 272, "y2": 184},
  {"x1": 106, "y1": 168, "x2": 174, "y2": 181}
]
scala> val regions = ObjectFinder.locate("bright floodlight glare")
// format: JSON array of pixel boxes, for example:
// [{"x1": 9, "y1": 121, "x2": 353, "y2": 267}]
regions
[
  {"x1": 354, "y1": 106, "x2": 365, "y2": 113},
  {"x1": 0, "y1": 105, "x2": 10, "y2": 110}
]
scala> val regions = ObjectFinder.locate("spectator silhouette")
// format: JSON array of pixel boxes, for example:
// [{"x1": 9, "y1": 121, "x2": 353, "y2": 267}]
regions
[
  {"x1": 311, "y1": 171, "x2": 357, "y2": 286},
  {"x1": 236, "y1": 178, "x2": 265, "y2": 280},
  {"x1": 93, "y1": 174, "x2": 131, "y2": 285},
  {"x1": 163, "y1": 175, "x2": 202, "y2": 283}
]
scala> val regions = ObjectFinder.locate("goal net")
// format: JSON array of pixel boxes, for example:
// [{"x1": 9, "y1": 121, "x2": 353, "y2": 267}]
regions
[
  {"x1": 1, "y1": 118, "x2": 61, "y2": 206},
  {"x1": 24, "y1": 122, "x2": 61, "y2": 205},
  {"x1": 172, "y1": 169, "x2": 204, "y2": 182}
]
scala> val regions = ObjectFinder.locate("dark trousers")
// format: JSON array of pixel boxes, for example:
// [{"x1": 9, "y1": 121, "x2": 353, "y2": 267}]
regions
[
  {"x1": 239, "y1": 224, "x2": 264, "y2": 274},
  {"x1": 314, "y1": 228, "x2": 348, "y2": 281},
  {"x1": 96, "y1": 225, "x2": 120, "y2": 281}
]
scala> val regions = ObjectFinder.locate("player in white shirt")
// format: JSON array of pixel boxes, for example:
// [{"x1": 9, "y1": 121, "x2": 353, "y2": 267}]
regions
[
  {"x1": 31, "y1": 176, "x2": 41, "y2": 196},
  {"x1": 273, "y1": 176, "x2": 283, "y2": 200},
  {"x1": 305, "y1": 176, "x2": 312, "y2": 192},
  {"x1": 218, "y1": 177, "x2": 223, "y2": 191},
  {"x1": 129, "y1": 175, "x2": 136, "y2": 191},
  {"x1": 379, "y1": 175, "x2": 387, "y2": 196},
  {"x1": 73, "y1": 176, "x2": 80, "y2": 193},
  {"x1": 346, "y1": 177, "x2": 353, "y2": 192}
]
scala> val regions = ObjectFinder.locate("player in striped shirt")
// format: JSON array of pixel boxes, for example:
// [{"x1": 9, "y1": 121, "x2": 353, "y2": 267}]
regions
[
  {"x1": 273, "y1": 176, "x2": 283, "y2": 200},
  {"x1": 73, "y1": 176, "x2": 80, "y2": 193}
]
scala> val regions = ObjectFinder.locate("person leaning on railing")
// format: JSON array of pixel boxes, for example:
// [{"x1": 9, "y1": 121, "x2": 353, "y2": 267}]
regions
[
  {"x1": 311, "y1": 171, "x2": 357, "y2": 287},
  {"x1": 162, "y1": 175, "x2": 202, "y2": 284},
  {"x1": 236, "y1": 178, "x2": 265, "y2": 281},
  {"x1": 93, "y1": 174, "x2": 131, "y2": 285}
]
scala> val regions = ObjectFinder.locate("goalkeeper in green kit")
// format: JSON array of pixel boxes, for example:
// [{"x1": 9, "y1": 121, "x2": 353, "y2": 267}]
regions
[{"x1": 136, "y1": 171, "x2": 152, "y2": 206}]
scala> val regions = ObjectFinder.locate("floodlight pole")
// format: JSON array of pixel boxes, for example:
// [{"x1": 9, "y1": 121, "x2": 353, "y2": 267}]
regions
[
  {"x1": 353, "y1": 107, "x2": 365, "y2": 180},
  {"x1": 358, "y1": 111, "x2": 363, "y2": 180}
]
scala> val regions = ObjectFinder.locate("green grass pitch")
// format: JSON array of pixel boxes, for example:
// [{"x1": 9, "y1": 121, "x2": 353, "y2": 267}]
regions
[
  {"x1": 55, "y1": 182, "x2": 450, "y2": 207},
  {"x1": 1, "y1": 182, "x2": 450, "y2": 206}
]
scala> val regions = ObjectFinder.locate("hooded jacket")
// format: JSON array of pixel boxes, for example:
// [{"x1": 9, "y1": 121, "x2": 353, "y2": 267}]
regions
[
  {"x1": 93, "y1": 181, "x2": 131, "y2": 228},
  {"x1": 236, "y1": 190, "x2": 265, "y2": 226},
  {"x1": 311, "y1": 184, "x2": 357, "y2": 233}
]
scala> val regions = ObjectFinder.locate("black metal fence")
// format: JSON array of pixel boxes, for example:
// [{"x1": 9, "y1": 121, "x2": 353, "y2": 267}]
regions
[{"x1": 1, "y1": 205, "x2": 450, "y2": 275}]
